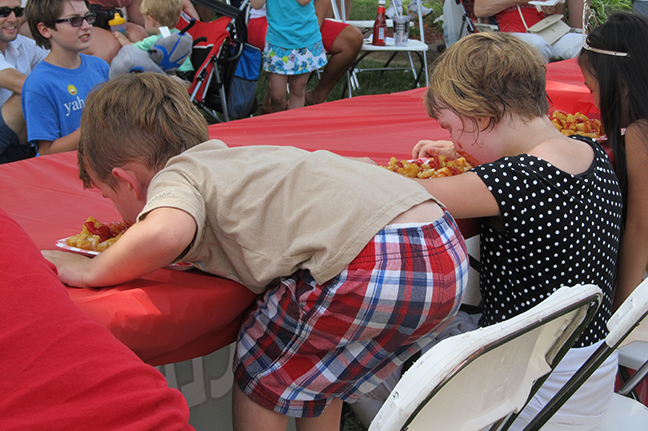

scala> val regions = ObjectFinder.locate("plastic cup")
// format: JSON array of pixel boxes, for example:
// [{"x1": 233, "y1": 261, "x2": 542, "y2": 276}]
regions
[{"x1": 393, "y1": 16, "x2": 410, "y2": 46}]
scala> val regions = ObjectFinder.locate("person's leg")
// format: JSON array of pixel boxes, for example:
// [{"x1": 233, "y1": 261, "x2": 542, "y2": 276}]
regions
[
  {"x1": 0, "y1": 97, "x2": 35, "y2": 164},
  {"x1": 125, "y1": 0, "x2": 145, "y2": 26},
  {"x1": 287, "y1": 73, "x2": 309, "y2": 110},
  {"x1": 551, "y1": 32, "x2": 582, "y2": 61},
  {"x1": 83, "y1": 26, "x2": 122, "y2": 64},
  {"x1": 124, "y1": 22, "x2": 148, "y2": 42},
  {"x1": 232, "y1": 383, "x2": 290, "y2": 431},
  {"x1": 1, "y1": 94, "x2": 26, "y2": 144},
  {"x1": 295, "y1": 398, "x2": 343, "y2": 431},
  {"x1": 305, "y1": 20, "x2": 363, "y2": 106},
  {"x1": 510, "y1": 32, "x2": 551, "y2": 63},
  {"x1": 267, "y1": 73, "x2": 288, "y2": 113}
]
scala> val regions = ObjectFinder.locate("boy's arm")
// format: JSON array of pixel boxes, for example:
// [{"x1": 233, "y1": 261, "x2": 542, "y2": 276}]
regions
[
  {"x1": 43, "y1": 207, "x2": 197, "y2": 288},
  {"x1": 35, "y1": 129, "x2": 81, "y2": 155}
]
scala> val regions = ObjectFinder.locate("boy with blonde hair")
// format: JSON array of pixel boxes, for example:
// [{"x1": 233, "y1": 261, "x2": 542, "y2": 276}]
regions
[
  {"x1": 44, "y1": 72, "x2": 468, "y2": 431},
  {"x1": 22, "y1": 0, "x2": 109, "y2": 156},
  {"x1": 112, "y1": 0, "x2": 192, "y2": 74}
]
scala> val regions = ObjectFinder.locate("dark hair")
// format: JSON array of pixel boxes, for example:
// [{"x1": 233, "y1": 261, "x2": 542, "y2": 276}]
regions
[
  {"x1": 579, "y1": 12, "x2": 648, "y2": 226},
  {"x1": 26, "y1": 0, "x2": 90, "y2": 50}
]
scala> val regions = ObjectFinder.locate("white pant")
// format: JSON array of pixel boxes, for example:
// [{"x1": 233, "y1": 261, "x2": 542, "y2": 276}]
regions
[
  {"x1": 509, "y1": 340, "x2": 618, "y2": 431},
  {"x1": 511, "y1": 32, "x2": 582, "y2": 63}
]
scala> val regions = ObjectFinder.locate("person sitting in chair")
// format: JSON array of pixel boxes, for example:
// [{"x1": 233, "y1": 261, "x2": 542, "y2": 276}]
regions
[{"x1": 473, "y1": 0, "x2": 583, "y2": 63}]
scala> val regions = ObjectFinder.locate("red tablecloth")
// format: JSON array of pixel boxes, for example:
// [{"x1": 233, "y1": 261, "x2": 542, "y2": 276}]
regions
[
  {"x1": 0, "y1": 59, "x2": 590, "y2": 366},
  {"x1": 0, "y1": 154, "x2": 258, "y2": 366}
]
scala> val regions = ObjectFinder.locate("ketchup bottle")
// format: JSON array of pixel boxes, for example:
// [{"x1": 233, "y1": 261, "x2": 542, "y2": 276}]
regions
[{"x1": 372, "y1": 0, "x2": 387, "y2": 46}]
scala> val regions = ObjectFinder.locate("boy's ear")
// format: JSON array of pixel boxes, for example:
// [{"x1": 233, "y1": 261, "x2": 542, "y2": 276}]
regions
[
  {"x1": 36, "y1": 22, "x2": 53, "y2": 40},
  {"x1": 112, "y1": 167, "x2": 145, "y2": 200}
]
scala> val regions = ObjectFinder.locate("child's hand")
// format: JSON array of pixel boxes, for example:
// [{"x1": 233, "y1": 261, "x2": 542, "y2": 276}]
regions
[
  {"x1": 113, "y1": 31, "x2": 131, "y2": 47},
  {"x1": 42, "y1": 250, "x2": 92, "y2": 288},
  {"x1": 411, "y1": 140, "x2": 458, "y2": 159}
]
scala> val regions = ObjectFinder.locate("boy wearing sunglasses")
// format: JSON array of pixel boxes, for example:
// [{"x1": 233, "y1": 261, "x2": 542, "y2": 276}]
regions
[
  {"x1": 0, "y1": 0, "x2": 47, "y2": 164},
  {"x1": 22, "y1": 0, "x2": 109, "y2": 156}
]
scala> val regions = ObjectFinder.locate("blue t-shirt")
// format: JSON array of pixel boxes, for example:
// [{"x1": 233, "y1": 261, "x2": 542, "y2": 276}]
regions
[
  {"x1": 265, "y1": 0, "x2": 321, "y2": 49},
  {"x1": 22, "y1": 54, "x2": 109, "y2": 145}
]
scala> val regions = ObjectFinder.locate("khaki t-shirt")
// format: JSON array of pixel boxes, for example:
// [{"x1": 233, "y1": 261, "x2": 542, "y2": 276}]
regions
[{"x1": 139, "y1": 140, "x2": 440, "y2": 293}]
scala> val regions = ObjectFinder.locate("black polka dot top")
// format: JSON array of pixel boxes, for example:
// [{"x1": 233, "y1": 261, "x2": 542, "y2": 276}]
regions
[{"x1": 471, "y1": 136, "x2": 623, "y2": 347}]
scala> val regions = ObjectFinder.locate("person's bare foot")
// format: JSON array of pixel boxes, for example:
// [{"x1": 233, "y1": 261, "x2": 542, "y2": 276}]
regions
[
  {"x1": 261, "y1": 92, "x2": 273, "y2": 114},
  {"x1": 305, "y1": 89, "x2": 325, "y2": 106}
]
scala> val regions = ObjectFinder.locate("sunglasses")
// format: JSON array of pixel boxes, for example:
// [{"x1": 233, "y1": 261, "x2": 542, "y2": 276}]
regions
[
  {"x1": 0, "y1": 6, "x2": 24, "y2": 17},
  {"x1": 582, "y1": 1, "x2": 628, "y2": 57},
  {"x1": 55, "y1": 13, "x2": 96, "y2": 27}
]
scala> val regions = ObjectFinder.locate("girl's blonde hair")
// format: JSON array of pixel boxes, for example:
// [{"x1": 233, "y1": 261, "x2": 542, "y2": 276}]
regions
[{"x1": 425, "y1": 32, "x2": 548, "y2": 130}]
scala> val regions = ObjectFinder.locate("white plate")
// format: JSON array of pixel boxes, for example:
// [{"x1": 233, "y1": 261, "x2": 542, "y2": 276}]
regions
[{"x1": 55, "y1": 237, "x2": 194, "y2": 271}]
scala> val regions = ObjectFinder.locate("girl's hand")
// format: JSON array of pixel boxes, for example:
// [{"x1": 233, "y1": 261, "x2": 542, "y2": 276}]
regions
[{"x1": 411, "y1": 140, "x2": 458, "y2": 159}]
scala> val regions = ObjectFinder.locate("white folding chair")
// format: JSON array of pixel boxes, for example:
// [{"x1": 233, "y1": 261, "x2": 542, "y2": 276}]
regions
[
  {"x1": 617, "y1": 341, "x2": 648, "y2": 400},
  {"x1": 521, "y1": 277, "x2": 648, "y2": 431},
  {"x1": 368, "y1": 284, "x2": 602, "y2": 431},
  {"x1": 330, "y1": 0, "x2": 429, "y2": 97}
]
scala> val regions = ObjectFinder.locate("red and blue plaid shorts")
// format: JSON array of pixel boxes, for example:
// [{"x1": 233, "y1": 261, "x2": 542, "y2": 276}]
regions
[{"x1": 233, "y1": 211, "x2": 469, "y2": 418}]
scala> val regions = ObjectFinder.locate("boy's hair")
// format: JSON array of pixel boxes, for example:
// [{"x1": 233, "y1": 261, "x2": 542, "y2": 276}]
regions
[
  {"x1": 26, "y1": 0, "x2": 90, "y2": 50},
  {"x1": 425, "y1": 32, "x2": 548, "y2": 130},
  {"x1": 78, "y1": 72, "x2": 209, "y2": 190},
  {"x1": 140, "y1": 0, "x2": 182, "y2": 28}
]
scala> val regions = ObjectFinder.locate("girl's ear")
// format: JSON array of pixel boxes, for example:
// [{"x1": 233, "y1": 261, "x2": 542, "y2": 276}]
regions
[
  {"x1": 37, "y1": 22, "x2": 52, "y2": 40},
  {"x1": 476, "y1": 117, "x2": 492, "y2": 131}
]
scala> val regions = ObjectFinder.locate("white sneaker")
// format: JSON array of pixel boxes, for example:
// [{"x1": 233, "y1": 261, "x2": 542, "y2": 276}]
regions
[{"x1": 408, "y1": 0, "x2": 433, "y2": 19}]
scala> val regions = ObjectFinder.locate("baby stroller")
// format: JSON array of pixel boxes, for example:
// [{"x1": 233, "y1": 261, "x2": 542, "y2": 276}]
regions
[{"x1": 179, "y1": 0, "x2": 261, "y2": 122}]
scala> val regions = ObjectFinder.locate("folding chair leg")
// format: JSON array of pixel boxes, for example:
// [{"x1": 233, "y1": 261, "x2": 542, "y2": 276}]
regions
[{"x1": 407, "y1": 52, "x2": 418, "y2": 82}]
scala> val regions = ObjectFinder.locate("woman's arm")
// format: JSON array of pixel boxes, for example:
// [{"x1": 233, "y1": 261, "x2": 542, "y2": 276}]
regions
[
  {"x1": 250, "y1": 0, "x2": 266, "y2": 9},
  {"x1": 43, "y1": 207, "x2": 197, "y2": 288},
  {"x1": 473, "y1": 0, "x2": 528, "y2": 18},
  {"x1": 613, "y1": 122, "x2": 648, "y2": 309}
]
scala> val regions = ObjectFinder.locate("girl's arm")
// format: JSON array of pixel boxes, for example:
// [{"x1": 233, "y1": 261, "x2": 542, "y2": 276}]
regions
[
  {"x1": 613, "y1": 122, "x2": 648, "y2": 309},
  {"x1": 413, "y1": 172, "x2": 499, "y2": 220},
  {"x1": 250, "y1": 0, "x2": 266, "y2": 9},
  {"x1": 42, "y1": 207, "x2": 197, "y2": 288},
  {"x1": 410, "y1": 138, "x2": 497, "y2": 219},
  {"x1": 297, "y1": 0, "x2": 311, "y2": 6}
]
